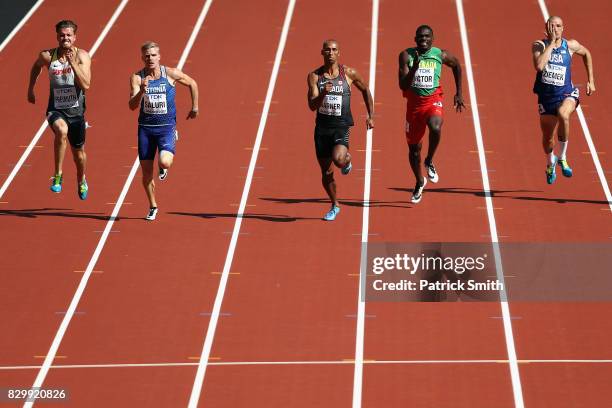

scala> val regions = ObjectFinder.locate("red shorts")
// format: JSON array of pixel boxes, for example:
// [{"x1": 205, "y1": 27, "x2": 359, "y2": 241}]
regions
[{"x1": 404, "y1": 88, "x2": 444, "y2": 145}]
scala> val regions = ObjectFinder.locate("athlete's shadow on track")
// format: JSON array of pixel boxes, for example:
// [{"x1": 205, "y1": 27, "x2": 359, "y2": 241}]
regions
[
  {"x1": 259, "y1": 197, "x2": 412, "y2": 208},
  {"x1": 0, "y1": 208, "x2": 110, "y2": 221},
  {"x1": 168, "y1": 211, "x2": 320, "y2": 222},
  {"x1": 390, "y1": 187, "x2": 609, "y2": 206}
]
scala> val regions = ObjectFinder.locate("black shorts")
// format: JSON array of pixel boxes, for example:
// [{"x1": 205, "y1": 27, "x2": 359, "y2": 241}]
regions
[
  {"x1": 47, "y1": 111, "x2": 87, "y2": 148},
  {"x1": 314, "y1": 125, "x2": 351, "y2": 158}
]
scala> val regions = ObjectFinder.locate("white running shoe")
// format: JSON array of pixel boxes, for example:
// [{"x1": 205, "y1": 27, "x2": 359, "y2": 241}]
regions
[{"x1": 411, "y1": 178, "x2": 427, "y2": 204}]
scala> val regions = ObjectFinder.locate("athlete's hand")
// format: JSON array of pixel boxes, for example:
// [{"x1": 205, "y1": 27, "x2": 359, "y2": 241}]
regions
[
  {"x1": 187, "y1": 109, "x2": 198, "y2": 119},
  {"x1": 27, "y1": 88, "x2": 35, "y2": 104},
  {"x1": 140, "y1": 76, "x2": 151, "y2": 93},
  {"x1": 366, "y1": 117, "x2": 374, "y2": 129},
  {"x1": 411, "y1": 49, "x2": 420, "y2": 69},
  {"x1": 322, "y1": 81, "x2": 333, "y2": 95},
  {"x1": 586, "y1": 81, "x2": 596, "y2": 96},
  {"x1": 545, "y1": 21, "x2": 559, "y2": 42},
  {"x1": 454, "y1": 94, "x2": 465, "y2": 112},
  {"x1": 65, "y1": 48, "x2": 77, "y2": 65}
]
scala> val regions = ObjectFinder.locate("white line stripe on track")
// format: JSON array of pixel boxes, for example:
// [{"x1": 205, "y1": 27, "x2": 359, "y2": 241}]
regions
[
  {"x1": 5, "y1": 358, "x2": 612, "y2": 371},
  {"x1": 0, "y1": 0, "x2": 45, "y2": 53},
  {"x1": 537, "y1": 0, "x2": 612, "y2": 212},
  {"x1": 352, "y1": 1, "x2": 378, "y2": 408},
  {"x1": 21, "y1": 1, "x2": 212, "y2": 406},
  {"x1": 186, "y1": 1, "x2": 295, "y2": 407},
  {"x1": 455, "y1": 1, "x2": 525, "y2": 407},
  {"x1": 0, "y1": 0, "x2": 129, "y2": 201}
]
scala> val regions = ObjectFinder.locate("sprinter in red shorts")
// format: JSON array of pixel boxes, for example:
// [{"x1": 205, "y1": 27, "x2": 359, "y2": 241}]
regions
[{"x1": 398, "y1": 25, "x2": 465, "y2": 203}]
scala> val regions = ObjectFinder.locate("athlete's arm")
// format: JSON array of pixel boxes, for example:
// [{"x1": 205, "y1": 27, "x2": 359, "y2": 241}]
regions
[
  {"x1": 398, "y1": 49, "x2": 418, "y2": 91},
  {"x1": 27, "y1": 50, "x2": 51, "y2": 104},
  {"x1": 167, "y1": 67, "x2": 199, "y2": 119},
  {"x1": 532, "y1": 41, "x2": 555, "y2": 71},
  {"x1": 129, "y1": 74, "x2": 146, "y2": 111},
  {"x1": 442, "y1": 50, "x2": 465, "y2": 112},
  {"x1": 568, "y1": 39, "x2": 595, "y2": 96},
  {"x1": 67, "y1": 48, "x2": 91, "y2": 90},
  {"x1": 307, "y1": 71, "x2": 331, "y2": 111},
  {"x1": 346, "y1": 66, "x2": 374, "y2": 129}
]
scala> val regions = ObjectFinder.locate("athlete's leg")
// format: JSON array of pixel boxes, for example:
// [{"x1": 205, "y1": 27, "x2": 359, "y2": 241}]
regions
[
  {"x1": 556, "y1": 97, "x2": 577, "y2": 143},
  {"x1": 425, "y1": 115, "x2": 443, "y2": 162},
  {"x1": 140, "y1": 159, "x2": 156, "y2": 208},
  {"x1": 70, "y1": 147, "x2": 87, "y2": 184},
  {"x1": 408, "y1": 142, "x2": 424, "y2": 184},
  {"x1": 318, "y1": 157, "x2": 337, "y2": 207},
  {"x1": 539, "y1": 114, "x2": 558, "y2": 157},
  {"x1": 50, "y1": 118, "x2": 69, "y2": 176}
]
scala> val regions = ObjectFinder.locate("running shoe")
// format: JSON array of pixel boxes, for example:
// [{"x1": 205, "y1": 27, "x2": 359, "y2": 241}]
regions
[
  {"x1": 424, "y1": 158, "x2": 439, "y2": 183},
  {"x1": 341, "y1": 162, "x2": 352, "y2": 176},
  {"x1": 50, "y1": 174, "x2": 63, "y2": 193},
  {"x1": 558, "y1": 159, "x2": 573, "y2": 177},
  {"x1": 146, "y1": 207, "x2": 158, "y2": 221},
  {"x1": 159, "y1": 167, "x2": 168, "y2": 181},
  {"x1": 323, "y1": 205, "x2": 340, "y2": 221},
  {"x1": 546, "y1": 162, "x2": 557, "y2": 184},
  {"x1": 78, "y1": 179, "x2": 88, "y2": 200},
  {"x1": 411, "y1": 178, "x2": 427, "y2": 204}
]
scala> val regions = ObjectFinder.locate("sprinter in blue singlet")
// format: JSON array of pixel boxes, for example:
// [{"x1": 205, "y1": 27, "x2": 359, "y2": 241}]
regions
[
  {"x1": 532, "y1": 16, "x2": 596, "y2": 184},
  {"x1": 129, "y1": 41, "x2": 199, "y2": 221}
]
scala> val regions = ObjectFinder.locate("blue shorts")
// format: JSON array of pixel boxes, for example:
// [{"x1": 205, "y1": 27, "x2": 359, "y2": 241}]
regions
[
  {"x1": 538, "y1": 88, "x2": 580, "y2": 115},
  {"x1": 138, "y1": 125, "x2": 177, "y2": 160}
]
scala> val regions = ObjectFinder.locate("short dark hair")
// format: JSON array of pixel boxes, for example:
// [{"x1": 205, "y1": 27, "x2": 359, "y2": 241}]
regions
[
  {"x1": 416, "y1": 24, "x2": 433, "y2": 35},
  {"x1": 55, "y1": 20, "x2": 77, "y2": 34}
]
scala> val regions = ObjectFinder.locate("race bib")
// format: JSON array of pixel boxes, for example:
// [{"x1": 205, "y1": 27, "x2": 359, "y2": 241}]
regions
[
  {"x1": 53, "y1": 87, "x2": 78, "y2": 109},
  {"x1": 318, "y1": 94, "x2": 343, "y2": 116},
  {"x1": 143, "y1": 93, "x2": 168, "y2": 114},
  {"x1": 541, "y1": 64, "x2": 566, "y2": 86},
  {"x1": 412, "y1": 67, "x2": 435, "y2": 89}
]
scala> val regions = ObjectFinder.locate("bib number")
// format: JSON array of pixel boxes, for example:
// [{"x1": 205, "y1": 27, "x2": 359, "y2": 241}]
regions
[
  {"x1": 144, "y1": 93, "x2": 168, "y2": 114},
  {"x1": 541, "y1": 64, "x2": 566, "y2": 86},
  {"x1": 413, "y1": 67, "x2": 435, "y2": 89},
  {"x1": 53, "y1": 87, "x2": 78, "y2": 109},
  {"x1": 318, "y1": 94, "x2": 343, "y2": 116}
]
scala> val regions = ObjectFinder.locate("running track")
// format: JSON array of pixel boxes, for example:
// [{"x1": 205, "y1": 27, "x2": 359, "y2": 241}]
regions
[{"x1": 1, "y1": 0, "x2": 610, "y2": 407}]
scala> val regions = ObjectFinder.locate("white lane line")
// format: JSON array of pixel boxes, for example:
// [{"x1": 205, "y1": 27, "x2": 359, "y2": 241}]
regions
[
  {"x1": 0, "y1": 0, "x2": 45, "y2": 53},
  {"x1": 455, "y1": 1, "x2": 525, "y2": 408},
  {"x1": 186, "y1": 1, "x2": 295, "y2": 407},
  {"x1": 352, "y1": 1, "x2": 378, "y2": 408},
  {"x1": 5, "y1": 358, "x2": 612, "y2": 371},
  {"x1": 22, "y1": 1, "x2": 213, "y2": 406},
  {"x1": 0, "y1": 0, "x2": 129, "y2": 200},
  {"x1": 537, "y1": 0, "x2": 611, "y2": 212}
]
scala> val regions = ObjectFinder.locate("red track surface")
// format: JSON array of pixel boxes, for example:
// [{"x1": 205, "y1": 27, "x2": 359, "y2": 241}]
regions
[{"x1": 1, "y1": 0, "x2": 610, "y2": 407}]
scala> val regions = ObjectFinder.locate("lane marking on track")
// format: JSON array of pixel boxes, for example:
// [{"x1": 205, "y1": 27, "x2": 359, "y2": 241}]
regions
[
  {"x1": 353, "y1": 1, "x2": 379, "y2": 408},
  {"x1": 5, "y1": 358, "x2": 612, "y2": 371},
  {"x1": 22, "y1": 1, "x2": 211, "y2": 406},
  {"x1": 73, "y1": 270, "x2": 103, "y2": 274},
  {"x1": 536, "y1": 1, "x2": 612, "y2": 212},
  {"x1": 0, "y1": 0, "x2": 130, "y2": 201},
  {"x1": 455, "y1": 1, "x2": 525, "y2": 408},
  {"x1": 187, "y1": 2, "x2": 296, "y2": 407},
  {"x1": 0, "y1": 0, "x2": 45, "y2": 53}
]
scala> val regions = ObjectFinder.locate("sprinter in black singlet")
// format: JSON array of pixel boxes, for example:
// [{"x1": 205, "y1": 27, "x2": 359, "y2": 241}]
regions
[
  {"x1": 28, "y1": 20, "x2": 91, "y2": 199},
  {"x1": 307, "y1": 39, "x2": 374, "y2": 221}
]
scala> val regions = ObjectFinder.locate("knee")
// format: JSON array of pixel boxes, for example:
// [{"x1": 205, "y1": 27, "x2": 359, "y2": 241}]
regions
[
  {"x1": 408, "y1": 145, "x2": 421, "y2": 158},
  {"x1": 558, "y1": 110, "x2": 571, "y2": 122},
  {"x1": 159, "y1": 156, "x2": 173, "y2": 169}
]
